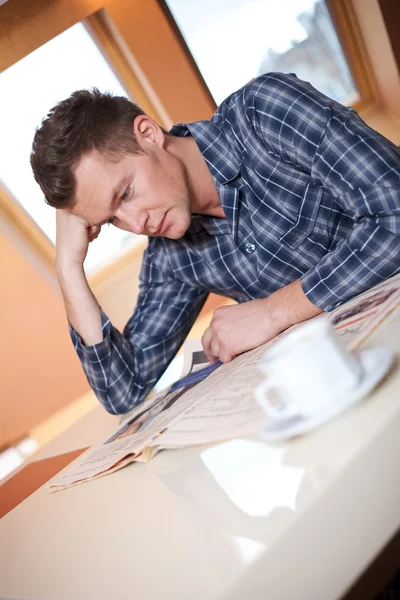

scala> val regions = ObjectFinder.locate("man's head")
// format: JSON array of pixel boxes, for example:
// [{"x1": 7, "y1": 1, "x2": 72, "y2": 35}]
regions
[{"x1": 31, "y1": 89, "x2": 192, "y2": 238}]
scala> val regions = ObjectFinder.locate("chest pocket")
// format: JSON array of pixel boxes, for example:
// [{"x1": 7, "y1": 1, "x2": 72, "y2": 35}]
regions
[{"x1": 279, "y1": 183, "x2": 324, "y2": 250}]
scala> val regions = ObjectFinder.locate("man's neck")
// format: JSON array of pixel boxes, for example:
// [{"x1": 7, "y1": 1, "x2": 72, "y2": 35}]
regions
[{"x1": 173, "y1": 135, "x2": 226, "y2": 219}]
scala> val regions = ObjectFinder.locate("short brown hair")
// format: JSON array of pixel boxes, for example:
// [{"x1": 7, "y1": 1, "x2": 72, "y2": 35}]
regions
[{"x1": 31, "y1": 89, "x2": 154, "y2": 209}]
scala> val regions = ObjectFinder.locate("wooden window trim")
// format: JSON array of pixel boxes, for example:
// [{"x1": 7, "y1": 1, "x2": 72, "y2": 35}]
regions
[
  {"x1": 155, "y1": 0, "x2": 217, "y2": 113},
  {"x1": 326, "y1": 0, "x2": 377, "y2": 112},
  {"x1": 85, "y1": 10, "x2": 171, "y2": 129},
  {"x1": 0, "y1": 184, "x2": 55, "y2": 270}
]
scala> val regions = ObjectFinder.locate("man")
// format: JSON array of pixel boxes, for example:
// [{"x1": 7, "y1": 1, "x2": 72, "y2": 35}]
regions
[{"x1": 30, "y1": 72, "x2": 400, "y2": 415}]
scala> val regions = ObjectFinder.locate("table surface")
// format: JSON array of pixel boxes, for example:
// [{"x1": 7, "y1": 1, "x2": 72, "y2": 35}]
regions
[{"x1": 1, "y1": 311, "x2": 400, "y2": 600}]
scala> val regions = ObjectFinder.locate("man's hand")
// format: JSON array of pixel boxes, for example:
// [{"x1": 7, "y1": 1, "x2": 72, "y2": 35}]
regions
[
  {"x1": 201, "y1": 299, "x2": 279, "y2": 363},
  {"x1": 54, "y1": 210, "x2": 103, "y2": 346},
  {"x1": 201, "y1": 279, "x2": 323, "y2": 364},
  {"x1": 55, "y1": 209, "x2": 100, "y2": 271}
]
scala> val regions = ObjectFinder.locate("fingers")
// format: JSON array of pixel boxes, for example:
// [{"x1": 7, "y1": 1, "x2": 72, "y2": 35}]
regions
[
  {"x1": 201, "y1": 327, "x2": 215, "y2": 363},
  {"x1": 218, "y1": 347, "x2": 235, "y2": 364},
  {"x1": 211, "y1": 339, "x2": 220, "y2": 362},
  {"x1": 201, "y1": 325, "x2": 235, "y2": 364},
  {"x1": 88, "y1": 225, "x2": 101, "y2": 243}
]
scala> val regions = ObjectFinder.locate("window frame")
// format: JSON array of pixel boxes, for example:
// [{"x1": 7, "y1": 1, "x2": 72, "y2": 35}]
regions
[
  {"x1": 157, "y1": 0, "x2": 378, "y2": 113},
  {"x1": 0, "y1": 0, "x2": 390, "y2": 288}
]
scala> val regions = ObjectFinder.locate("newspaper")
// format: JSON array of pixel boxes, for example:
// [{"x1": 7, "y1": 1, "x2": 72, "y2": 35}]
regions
[{"x1": 48, "y1": 274, "x2": 400, "y2": 492}]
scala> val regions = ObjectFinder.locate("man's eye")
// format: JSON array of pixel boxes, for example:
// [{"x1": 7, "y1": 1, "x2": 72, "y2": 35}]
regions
[{"x1": 121, "y1": 185, "x2": 131, "y2": 201}]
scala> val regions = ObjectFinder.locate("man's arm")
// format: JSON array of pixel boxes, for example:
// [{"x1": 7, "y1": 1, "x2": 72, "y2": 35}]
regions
[
  {"x1": 248, "y1": 72, "x2": 400, "y2": 310},
  {"x1": 204, "y1": 73, "x2": 400, "y2": 363},
  {"x1": 56, "y1": 212, "x2": 208, "y2": 414},
  {"x1": 55, "y1": 210, "x2": 103, "y2": 345},
  {"x1": 202, "y1": 279, "x2": 322, "y2": 363}
]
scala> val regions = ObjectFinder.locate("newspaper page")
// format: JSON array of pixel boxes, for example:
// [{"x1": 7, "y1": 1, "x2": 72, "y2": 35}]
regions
[
  {"x1": 48, "y1": 353, "x2": 221, "y2": 491},
  {"x1": 149, "y1": 273, "x2": 400, "y2": 450},
  {"x1": 48, "y1": 274, "x2": 400, "y2": 492}
]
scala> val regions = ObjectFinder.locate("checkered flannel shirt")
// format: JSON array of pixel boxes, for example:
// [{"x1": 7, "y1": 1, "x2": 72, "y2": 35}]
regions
[{"x1": 70, "y1": 72, "x2": 400, "y2": 414}]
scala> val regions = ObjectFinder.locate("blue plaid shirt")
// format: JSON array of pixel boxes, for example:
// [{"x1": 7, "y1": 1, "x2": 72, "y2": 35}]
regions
[{"x1": 71, "y1": 73, "x2": 400, "y2": 414}]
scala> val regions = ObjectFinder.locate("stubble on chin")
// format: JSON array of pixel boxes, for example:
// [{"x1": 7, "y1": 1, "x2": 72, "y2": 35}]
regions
[
  {"x1": 165, "y1": 223, "x2": 188, "y2": 240},
  {"x1": 164, "y1": 203, "x2": 191, "y2": 240}
]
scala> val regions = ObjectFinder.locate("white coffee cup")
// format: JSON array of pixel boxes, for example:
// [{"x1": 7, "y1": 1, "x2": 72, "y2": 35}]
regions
[{"x1": 254, "y1": 318, "x2": 362, "y2": 421}]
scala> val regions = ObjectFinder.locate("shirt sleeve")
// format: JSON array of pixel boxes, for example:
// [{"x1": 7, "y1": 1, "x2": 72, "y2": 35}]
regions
[
  {"x1": 246, "y1": 72, "x2": 400, "y2": 310},
  {"x1": 69, "y1": 248, "x2": 208, "y2": 414}
]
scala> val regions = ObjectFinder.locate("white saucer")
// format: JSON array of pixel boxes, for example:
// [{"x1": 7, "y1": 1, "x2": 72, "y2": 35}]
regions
[{"x1": 259, "y1": 347, "x2": 394, "y2": 443}]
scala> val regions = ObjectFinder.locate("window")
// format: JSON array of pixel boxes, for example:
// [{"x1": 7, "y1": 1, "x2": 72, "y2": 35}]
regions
[
  {"x1": 164, "y1": 0, "x2": 357, "y2": 106},
  {"x1": 0, "y1": 21, "x2": 143, "y2": 273}
]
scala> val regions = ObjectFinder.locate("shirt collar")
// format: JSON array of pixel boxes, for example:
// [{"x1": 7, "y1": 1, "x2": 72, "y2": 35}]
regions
[{"x1": 171, "y1": 120, "x2": 241, "y2": 240}]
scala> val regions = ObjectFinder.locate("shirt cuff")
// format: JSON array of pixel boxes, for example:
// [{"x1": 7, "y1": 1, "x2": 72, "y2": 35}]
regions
[
  {"x1": 68, "y1": 309, "x2": 112, "y2": 363},
  {"x1": 300, "y1": 270, "x2": 344, "y2": 313}
]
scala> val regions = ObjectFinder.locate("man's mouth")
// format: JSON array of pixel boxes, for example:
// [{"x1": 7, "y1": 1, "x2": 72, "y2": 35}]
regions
[{"x1": 153, "y1": 214, "x2": 167, "y2": 235}]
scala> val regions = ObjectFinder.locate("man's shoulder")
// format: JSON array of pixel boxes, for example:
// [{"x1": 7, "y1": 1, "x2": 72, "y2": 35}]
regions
[
  {"x1": 170, "y1": 73, "x2": 310, "y2": 134},
  {"x1": 211, "y1": 72, "x2": 328, "y2": 131},
  {"x1": 239, "y1": 71, "x2": 299, "y2": 95},
  {"x1": 214, "y1": 72, "x2": 301, "y2": 113}
]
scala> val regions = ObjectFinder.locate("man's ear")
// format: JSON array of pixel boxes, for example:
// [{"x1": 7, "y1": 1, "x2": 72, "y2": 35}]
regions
[{"x1": 133, "y1": 115, "x2": 164, "y2": 148}]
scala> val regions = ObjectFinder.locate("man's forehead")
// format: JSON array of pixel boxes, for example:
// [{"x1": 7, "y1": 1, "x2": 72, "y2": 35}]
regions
[
  {"x1": 73, "y1": 151, "x2": 111, "y2": 218},
  {"x1": 74, "y1": 150, "x2": 131, "y2": 192},
  {"x1": 74, "y1": 150, "x2": 110, "y2": 186}
]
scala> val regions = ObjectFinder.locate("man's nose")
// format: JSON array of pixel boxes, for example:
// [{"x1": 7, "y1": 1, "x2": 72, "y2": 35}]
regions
[{"x1": 115, "y1": 207, "x2": 148, "y2": 235}]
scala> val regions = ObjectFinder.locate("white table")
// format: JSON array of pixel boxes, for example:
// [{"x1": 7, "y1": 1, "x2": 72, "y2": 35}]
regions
[{"x1": 0, "y1": 311, "x2": 399, "y2": 600}]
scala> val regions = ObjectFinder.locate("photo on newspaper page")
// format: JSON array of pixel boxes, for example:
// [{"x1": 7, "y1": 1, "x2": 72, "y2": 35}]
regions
[{"x1": 327, "y1": 274, "x2": 400, "y2": 350}]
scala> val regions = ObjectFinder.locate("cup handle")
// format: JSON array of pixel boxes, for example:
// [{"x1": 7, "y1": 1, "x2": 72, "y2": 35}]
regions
[{"x1": 254, "y1": 379, "x2": 298, "y2": 421}]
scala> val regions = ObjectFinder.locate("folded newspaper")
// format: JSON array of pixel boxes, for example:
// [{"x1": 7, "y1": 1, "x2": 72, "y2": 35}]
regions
[{"x1": 48, "y1": 274, "x2": 400, "y2": 492}]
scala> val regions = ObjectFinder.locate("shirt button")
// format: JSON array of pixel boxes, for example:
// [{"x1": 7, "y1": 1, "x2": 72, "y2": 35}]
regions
[{"x1": 245, "y1": 242, "x2": 256, "y2": 254}]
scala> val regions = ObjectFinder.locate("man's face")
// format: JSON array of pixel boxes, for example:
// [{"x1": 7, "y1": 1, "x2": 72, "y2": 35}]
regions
[{"x1": 71, "y1": 131, "x2": 192, "y2": 240}]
